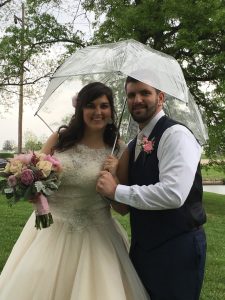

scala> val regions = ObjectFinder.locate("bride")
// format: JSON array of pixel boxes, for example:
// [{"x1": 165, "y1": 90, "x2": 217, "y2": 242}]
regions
[{"x1": 0, "y1": 82, "x2": 149, "y2": 300}]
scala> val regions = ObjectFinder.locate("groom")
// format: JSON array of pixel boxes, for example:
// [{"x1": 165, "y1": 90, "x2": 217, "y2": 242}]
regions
[{"x1": 97, "y1": 77, "x2": 207, "y2": 300}]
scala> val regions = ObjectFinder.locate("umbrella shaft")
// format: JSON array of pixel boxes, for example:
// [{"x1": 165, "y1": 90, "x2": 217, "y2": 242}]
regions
[{"x1": 111, "y1": 97, "x2": 127, "y2": 155}]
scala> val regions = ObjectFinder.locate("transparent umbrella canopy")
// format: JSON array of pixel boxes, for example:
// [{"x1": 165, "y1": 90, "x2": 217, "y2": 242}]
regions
[{"x1": 35, "y1": 39, "x2": 208, "y2": 145}]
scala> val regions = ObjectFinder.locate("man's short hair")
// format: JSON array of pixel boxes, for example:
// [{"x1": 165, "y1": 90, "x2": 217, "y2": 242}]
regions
[
  {"x1": 125, "y1": 76, "x2": 161, "y2": 94},
  {"x1": 124, "y1": 76, "x2": 139, "y2": 91}
]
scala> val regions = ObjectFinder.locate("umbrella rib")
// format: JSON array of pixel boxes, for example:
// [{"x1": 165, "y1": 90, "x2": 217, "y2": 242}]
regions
[
  {"x1": 52, "y1": 70, "x2": 121, "y2": 79},
  {"x1": 111, "y1": 96, "x2": 127, "y2": 155},
  {"x1": 35, "y1": 113, "x2": 54, "y2": 133}
]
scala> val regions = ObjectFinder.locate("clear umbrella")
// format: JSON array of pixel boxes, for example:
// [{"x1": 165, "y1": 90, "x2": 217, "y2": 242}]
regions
[{"x1": 35, "y1": 39, "x2": 208, "y2": 146}]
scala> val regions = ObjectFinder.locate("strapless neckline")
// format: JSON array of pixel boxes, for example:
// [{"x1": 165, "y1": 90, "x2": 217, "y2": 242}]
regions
[{"x1": 76, "y1": 143, "x2": 111, "y2": 152}]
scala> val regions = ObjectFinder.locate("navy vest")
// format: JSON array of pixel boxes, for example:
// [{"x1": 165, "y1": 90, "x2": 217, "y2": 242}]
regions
[{"x1": 128, "y1": 116, "x2": 206, "y2": 250}]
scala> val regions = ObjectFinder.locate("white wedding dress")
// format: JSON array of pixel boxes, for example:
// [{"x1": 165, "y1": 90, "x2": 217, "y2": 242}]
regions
[{"x1": 0, "y1": 144, "x2": 149, "y2": 300}]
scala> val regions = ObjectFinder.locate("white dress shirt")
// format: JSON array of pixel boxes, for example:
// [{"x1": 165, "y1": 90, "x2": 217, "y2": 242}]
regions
[
  {"x1": 134, "y1": 111, "x2": 163, "y2": 160},
  {"x1": 115, "y1": 110, "x2": 202, "y2": 210}
]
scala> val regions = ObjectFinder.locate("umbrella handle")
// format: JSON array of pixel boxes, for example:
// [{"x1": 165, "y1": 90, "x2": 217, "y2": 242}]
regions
[{"x1": 111, "y1": 97, "x2": 127, "y2": 155}]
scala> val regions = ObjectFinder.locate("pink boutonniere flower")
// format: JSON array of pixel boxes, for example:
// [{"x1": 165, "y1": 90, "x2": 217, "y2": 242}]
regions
[{"x1": 140, "y1": 137, "x2": 155, "y2": 154}]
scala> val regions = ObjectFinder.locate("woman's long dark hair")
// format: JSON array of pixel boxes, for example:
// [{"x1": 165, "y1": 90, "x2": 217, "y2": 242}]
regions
[{"x1": 53, "y1": 82, "x2": 120, "y2": 153}]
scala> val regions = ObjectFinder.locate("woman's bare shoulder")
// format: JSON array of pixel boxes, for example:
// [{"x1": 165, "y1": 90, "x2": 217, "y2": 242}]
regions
[{"x1": 41, "y1": 132, "x2": 59, "y2": 154}]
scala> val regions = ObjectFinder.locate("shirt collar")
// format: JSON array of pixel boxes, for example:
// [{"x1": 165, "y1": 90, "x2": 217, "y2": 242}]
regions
[{"x1": 139, "y1": 110, "x2": 165, "y2": 138}]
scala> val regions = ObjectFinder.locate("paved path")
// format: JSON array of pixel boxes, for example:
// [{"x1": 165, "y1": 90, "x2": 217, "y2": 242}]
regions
[{"x1": 201, "y1": 159, "x2": 209, "y2": 165}]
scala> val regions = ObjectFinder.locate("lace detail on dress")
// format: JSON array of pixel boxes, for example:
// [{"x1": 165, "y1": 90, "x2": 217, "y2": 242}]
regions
[
  {"x1": 54, "y1": 207, "x2": 112, "y2": 232},
  {"x1": 48, "y1": 144, "x2": 116, "y2": 231}
]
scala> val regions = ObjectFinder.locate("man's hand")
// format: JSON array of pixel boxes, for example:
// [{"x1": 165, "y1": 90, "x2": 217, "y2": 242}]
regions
[{"x1": 96, "y1": 170, "x2": 117, "y2": 199}]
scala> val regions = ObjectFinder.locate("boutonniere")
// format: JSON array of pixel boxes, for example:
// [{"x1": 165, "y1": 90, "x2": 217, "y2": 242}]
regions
[{"x1": 140, "y1": 137, "x2": 155, "y2": 154}]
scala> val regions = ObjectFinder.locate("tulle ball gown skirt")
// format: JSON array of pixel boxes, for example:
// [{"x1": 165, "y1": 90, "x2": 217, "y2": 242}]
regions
[{"x1": 0, "y1": 210, "x2": 149, "y2": 300}]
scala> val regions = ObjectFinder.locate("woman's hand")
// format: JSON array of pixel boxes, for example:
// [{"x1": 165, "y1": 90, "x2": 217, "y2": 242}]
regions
[{"x1": 102, "y1": 155, "x2": 119, "y2": 177}]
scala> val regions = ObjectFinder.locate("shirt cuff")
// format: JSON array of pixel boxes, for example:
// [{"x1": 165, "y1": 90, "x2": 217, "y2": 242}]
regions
[{"x1": 115, "y1": 184, "x2": 131, "y2": 205}]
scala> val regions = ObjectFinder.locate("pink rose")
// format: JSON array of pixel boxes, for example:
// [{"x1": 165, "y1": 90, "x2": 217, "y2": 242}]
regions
[
  {"x1": 45, "y1": 155, "x2": 62, "y2": 171},
  {"x1": 7, "y1": 175, "x2": 17, "y2": 187},
  {"x1": 13, "y1": 153, "x2": 33, "y2": 165},
  {"x1": 140, "y1": 137, "x2": 155, "y2": 154},
  {"x1": 20, "y1": 169, "x2": 34, "y2": 185},
  {"x1": 143, "y1": 141, "x2": 154, "y2": 153}
]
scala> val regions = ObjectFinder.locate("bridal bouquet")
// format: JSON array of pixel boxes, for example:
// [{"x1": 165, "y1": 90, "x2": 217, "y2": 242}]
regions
[{"x1": 0, "y1": 152, "x2": 62, "y2": 229}]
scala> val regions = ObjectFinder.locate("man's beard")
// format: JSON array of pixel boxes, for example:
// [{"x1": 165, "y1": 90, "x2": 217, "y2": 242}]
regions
[{"x1": 130, "y1": 100, "x2": 158, "y2": 124}]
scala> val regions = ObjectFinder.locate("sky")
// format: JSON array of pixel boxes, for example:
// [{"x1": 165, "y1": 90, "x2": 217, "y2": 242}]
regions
[
  {"x1": 0, "y1": 105, "x2": 52, "y2": 149},
  {"x1": 0, "y1": 1, "x2": 94, "y2": 150},
  {"x1": 0, "y1": 2, "x2": 211, "y2": 150}
]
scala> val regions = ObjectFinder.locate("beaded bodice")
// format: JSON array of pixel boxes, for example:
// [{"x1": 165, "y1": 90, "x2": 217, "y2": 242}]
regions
[{"x1": 48, "y1": 144, "x2": 116, "y2": 230}]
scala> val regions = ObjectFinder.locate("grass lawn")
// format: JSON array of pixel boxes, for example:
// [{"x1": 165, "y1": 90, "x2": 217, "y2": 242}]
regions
[
  {"x1": 0, "y1": 192, "x2": 225, "y2": 299},
  {"x1": 114, "y1": 193, "x2": 225, "y2": 300},
  {"x1": 199, "y1": 193, "x2": 225, "y2": 300},
  {"x1": 0, "y1": 199, "x2": 33, "y2": 271},
  {"x1": 201, "y1": 166, "x2": 225, "y2": 181}
]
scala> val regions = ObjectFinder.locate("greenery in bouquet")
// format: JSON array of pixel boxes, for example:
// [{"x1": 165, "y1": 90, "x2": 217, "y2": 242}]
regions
[{"x1": 0, "y1": 152, "x2": 62, "y2": 229}]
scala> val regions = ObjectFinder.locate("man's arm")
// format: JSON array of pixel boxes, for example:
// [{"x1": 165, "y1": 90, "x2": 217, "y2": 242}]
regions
[{"x1": 99, "y1": 125, "x2": 202, "y2": 210}]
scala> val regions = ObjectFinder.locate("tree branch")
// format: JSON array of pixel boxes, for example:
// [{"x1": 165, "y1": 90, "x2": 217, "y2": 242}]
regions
[
  {"x1": 32, "y1": 38, "x2": 85, "y2": 48},
  {"x1": 0, "y1": 0, "x2": 11, "y2": 8},
  {"x1": 0, "y1": 73, "x2": 52, "y2": 87}
]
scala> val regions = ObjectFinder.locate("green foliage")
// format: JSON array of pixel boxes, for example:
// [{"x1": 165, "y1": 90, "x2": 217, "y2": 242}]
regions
[
  {"x1": 2, "y1": 140, "x2": 14, "y2": 151},
  {"x1": 0, "y1": 192, "x2": 225, "y2": 299},
  {"x1": 0, "y1": 1, "x2": 86, "y2": 149},
  {"x1": 200, "y1": 192, "x2": 225, "y2": 299},
  {"x1": 25, "y1": 140, "x2": 42, "y2": 151},
  {"x1": 113, "y1": 192, "x2": 225, "y2": 299},
  {"x1": 0, "y1": 153, "x2": 14, "y2": 159},
  {"x1": 83, "y1": 0, "x2": 225, "y2": 158},
  {"x1": 203, "y1": 94, "x2": 225, "y2": 160},
  {"x1": 24, "y1": 131, "x2": 44, "y2": 151},
  {"x1": 27, "y1": 0, "x2": 62, "y2": 10},
  {"x1": 0, "y1": 3, "x2": 83, "y2": 86},
  {"x1": 0, "y1": 176, "x2": 7, "y2": 192},
  {"x1": 0, "y1": 172, "x2": 31, "y2": 203},
  {"x1": 201, "y1": 165, "x2": 225, "y2": 181},
  {"x1": 0, "y1": 196, "x2": 33, "y2": 272},
  {"x1": 1, "y1": 0, "x2": 224, "y2": 158}
]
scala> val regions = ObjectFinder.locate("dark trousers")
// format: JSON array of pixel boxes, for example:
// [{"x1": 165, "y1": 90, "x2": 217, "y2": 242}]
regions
[{"x1": 130, "y1": 228, "x2": 207, "y2": 300}]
